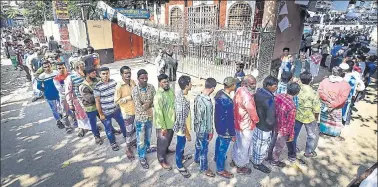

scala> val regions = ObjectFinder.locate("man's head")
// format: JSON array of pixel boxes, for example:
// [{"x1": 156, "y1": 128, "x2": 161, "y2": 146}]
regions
[
  {"x1": 56, "y1": 62, "x2": 67, "y2": 75},
  {"x1": 299, "y1": 72, "x2": 312, "y2": 85},
  {"x1": 158, "y1": 74, "x2": 170, "y2": 91},
  {"x1": 73, "y1": 60, "x2": 85, "y2": 71},
  {"x1": 223, "y1": 77, "x2": 238, "y2": 92},
  {"x1": 332, "y1": 66, "x2": 344, "y2": 77},
  {"x1": 242, "y1": 75, "x2": 257, "y2": 93},
  {"x1": 178, "y1": 75, "x2": 192, "y2": 91},
  {"x1": 137, "y1": 69, "x2": 148, "y2": 87},
  {"x1": 81, "y1": 48, "x2": 88, "y2": 55},
  {"x1": 99, "y1": 67, "x2": 110, "y2": 82},
  {"x1": 84, "y1": 67, "x2": 97, "y2": 80},
  {"x1": 204, "y1": 78, "x2": 217, "y2": 95},
  {"x1": 344, "y1": 60, "x2": 354, "y2": 72},
  {"x1": 357, "y1": 55, "x2": 366, "y2": 62},
  {"x1": 42, "y1": 60, "x2": 52, "y2": 73},
  {"x1": 263, "y1": 75, "x2": 278, "y2": 93},
  {"x1": 283, "y1": 47, "x2": 290, "y2": 56},
  {"x1": 87, "y1": 46, "x2": 94, "y2": 54},
  {"x1": 287, "y1": 82, "x2": 301, "y2": 96},
  {"x1": 120, "y1": 66, "x2": 131, "y2": 81},
  {"x1": 50, "y1": 36, "x2": 54, "y2": 40},
  {"x1": 281, "y1": 71, "x2": 293, "y2": 84},
  {"x1": 236, "y1": 63, "x2": 245, "y2": 72}
]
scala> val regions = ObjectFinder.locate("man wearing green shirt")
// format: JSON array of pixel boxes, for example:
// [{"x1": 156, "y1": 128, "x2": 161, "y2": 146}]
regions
[{"x1": 154, "y1": 74, "x2": 176, "y2": 170}]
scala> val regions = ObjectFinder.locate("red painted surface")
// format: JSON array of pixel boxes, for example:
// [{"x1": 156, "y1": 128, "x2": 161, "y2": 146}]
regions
[{"x1": 111, "y1": 23, "x2": 144, "y2": 61}]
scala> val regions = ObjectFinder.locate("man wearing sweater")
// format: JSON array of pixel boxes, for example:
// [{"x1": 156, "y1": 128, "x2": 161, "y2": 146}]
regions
[
  {"x1": 214, "y1": 77, "x2": 238, "y2": 179},
  {"x1": 37, "y1": 60, "x2": 63, "y2": 129}
]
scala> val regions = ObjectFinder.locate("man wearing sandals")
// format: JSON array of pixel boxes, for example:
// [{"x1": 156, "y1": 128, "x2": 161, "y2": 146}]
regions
[
  {"x1": 173, "y1": 75, "x2": 193, "y2": 178},
  {"x1": 193, "y1": 78, "x2": 217, "y2": 178},
  {"x1": 214, "y1": 77, "x2": 238, "y2": 178},
  {"x1": 267, "y1": 83, "x2": 300, "y2": 168},
  {"x1": 231, "y1": 75, "x2": 259, "y2": 175},
  {"x1": 294, "y1": 72, "x2": 321, "y2": 158},
  {"x1": 253, "y1": 76, "x2": 279, "y2": 174},
  {"x1": 154, "y1": 74, "x2": 176, "y2": 170},
  {"x1": 94, "y1": 67, "x2": 128, "y2": 151},
  {"x1": 65, "y1": 60, "x2": 92, "y2": 137},
  {"x1": 79, "y1": 67, "x2": 103, "y2": 145},
  {"x1": 114, "y1": 66, "x2": 137, "y2": 160},
  {"x1": 132, "y1": 69, "x2": 156, "y2": 169}
]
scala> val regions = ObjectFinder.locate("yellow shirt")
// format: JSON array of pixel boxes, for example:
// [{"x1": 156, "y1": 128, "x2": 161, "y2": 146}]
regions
[{"x1": 114, "y1": 80, "x2": 136, "y2": 116}]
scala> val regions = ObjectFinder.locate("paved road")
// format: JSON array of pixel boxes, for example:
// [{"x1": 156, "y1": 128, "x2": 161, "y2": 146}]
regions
[{"x1": 1, "y1": 58, "x2": 377, "y2": 187}]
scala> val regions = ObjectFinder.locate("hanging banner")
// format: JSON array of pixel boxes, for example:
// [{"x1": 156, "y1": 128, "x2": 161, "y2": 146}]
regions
[
  {"x1": 114, "y1": 8, "x2": 150, "y2": 19},
  {"x1": 170, "y1": 32, "x2": 181, "y2": 45},
  {"x1": 125, "y1": 18, "x2": 134, "y2": 32},
  {"x1": 117, "y1": 12, "x2": 126, "y2": 27},
  {"x1": 53, "y1": 0, "x2": 69, "y2": 24},
  {"x1": 142, "y1": 25, "x2": 152, "y2": 39},
  {"x1": 160, "y1": 31, "x2": 171, "y2": 44},
  {"x1": 59, "y1": 24, "x2": 72, "y2": 52},
  {"x1": 150, "y1": 27, "x2": 159, "y2": 41},
  {"x1": 133, "y1": 21, "x2": 142, "y2": 36}
]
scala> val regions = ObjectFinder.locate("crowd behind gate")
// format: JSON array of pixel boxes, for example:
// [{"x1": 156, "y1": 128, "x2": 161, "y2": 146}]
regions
[{"x1": 1, "y1": 26, "x2": 377, "y2": 184}]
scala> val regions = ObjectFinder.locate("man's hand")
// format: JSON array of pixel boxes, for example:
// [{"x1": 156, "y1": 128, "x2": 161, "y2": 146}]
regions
[
  {"x1": 232, "y1": 137, "x2": 236, "y2": 142},
  {"x1": 161, "y1": 129, "x2": 167, "y2": 137},
  {"x1": 99, "y1": 114, "x2": 105, "y2": 121},
  {"x1": 208, "y1": 133, "x2": 213, "y2": 141},
  {"x1": 142, "y1": 103, "x2": 149, "y2": 110},
  {"x1": 287, "y1": 136, "x2": 294, "y2": 142},
  {"x1": 69, "y1": 105, "x2": 75, "y2": 111},
  {"x1": 186, "y1": 134, "x2": 192, "y2": 142}
]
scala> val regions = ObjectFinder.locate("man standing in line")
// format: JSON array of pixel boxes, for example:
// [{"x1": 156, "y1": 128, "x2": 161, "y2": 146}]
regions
[
  {"x1": 65, "y1": 60, "x2": 93, "y2": 137},
  {"x1": 114, "y1": 66, "x2": 137, "y2": 160},
  {"x1": 132, "y1": 69, "x2": 156, "y2": 169},
  {"x1": 252, "y1": 75, "x2": 279, "y2": 173},
  {"x1": 294, "y1": 72, "x2": 321, "y2": 158},
  {"x1": 231, "y1": 75, "x2": 259, "y2": 175},
  {"x1": 48, "y1": 36, "x2": 59, "y2": 51},
  {"x1": 193, "y1": 78, "x2": 217, "y2": 178},
  {"x1": 53, "y1": 62, "x2": 73, "y2": 134},
  {"x1": 173, "y1": 75, "x2": 193, "y2": 178},
  {"x1": 37, "y1": 60, "x2": 64, "y2": 129},
  {"x1": 79, "y1": 67, "x2": 103, "y2": 145},
  {"x1": 267, "y1": 83, "x2": 300, "y2": 167},
  {"x1": 94, "y1": 67, "x2": 128, "y2": 151},
  {"x1": 214, "y1": 77, "x2": 238, "y2": 178},
  {"x1": 154, "y1": 74, "x2": 176, "y2": 170}
]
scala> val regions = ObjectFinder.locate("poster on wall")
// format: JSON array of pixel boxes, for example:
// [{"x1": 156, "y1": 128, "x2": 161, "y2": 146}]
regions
[
  {"x1": 170, "y1": 32, "x2": 181, "y2": 45},
  {"x1": 133, "y1": 21, "x2": 142, "y2": 36},
  {"x1": 150, "y1": 27, "x2": 159, "y2": 41},
  {"x1": 187, "y1": 33, "x2": 202, "y2": 45},
  {"x1": 142, "y1": 25, "x2": 152, "y2": 39},
  {"x1": 117, "y1": 12, "x2": 126, "y2": 27},
  {"x1": 201, "y1": 32, "x2": 212, "y2": 45},
  {"x1": 125, "y1": 17, "x2": 134, "y2": 32},
  {"x1": 160, "y1": 31, "x2": 171, "y2": 44}
]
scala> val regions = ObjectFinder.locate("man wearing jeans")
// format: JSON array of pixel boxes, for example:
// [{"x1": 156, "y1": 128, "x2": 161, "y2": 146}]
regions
[
  {"x1": 94, "y1": 67, "x2": 128, "y2": 151},
  {"x1": 294, "y1": 72, "x2": 321, "y2": 158},
  {"x1": 173, "y1": 75, "x2": 193, "y2": 178},
  {"x1": 214, "y1": 77, "x2": 238, "y2": 179},
  {"x1": 132, "y1": 69, "x2": 156, "y2": 169},
  {"x1": 37, "y1": 60, "x2": 64, "y2": 129},
  {"x1": 193, "y1": 78, "x2": 217, "y2": 178},
  {"x1": 154, "y1": 74, "x2": 175, "y2": 170},
  {"x1": 79, "y1": 67, "x2": 103, "y2": 145}
]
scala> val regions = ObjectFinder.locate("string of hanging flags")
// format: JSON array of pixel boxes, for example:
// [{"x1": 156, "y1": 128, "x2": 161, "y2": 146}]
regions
[{"x1": 96, "y1": 1, "x2": 183, "y2": 45}]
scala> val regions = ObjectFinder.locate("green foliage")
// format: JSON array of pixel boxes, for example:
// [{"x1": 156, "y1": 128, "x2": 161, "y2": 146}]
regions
[{"x1": 5, "y1": 8, "x2": 21, "y2": 19}]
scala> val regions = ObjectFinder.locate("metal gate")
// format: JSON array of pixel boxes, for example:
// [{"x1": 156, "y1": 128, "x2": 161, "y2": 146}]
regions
[{"x1": 144, "y1": 2, "x2": 274, "y2": 82}]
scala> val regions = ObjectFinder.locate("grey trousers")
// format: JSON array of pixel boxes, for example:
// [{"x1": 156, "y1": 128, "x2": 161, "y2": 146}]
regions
[{"x1": 156, "y1": 129, "x2": 174, "y2": 163}]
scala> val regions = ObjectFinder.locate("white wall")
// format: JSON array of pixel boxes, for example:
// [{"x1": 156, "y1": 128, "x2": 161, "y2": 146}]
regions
[
  {"x1": 67, "y1": 20, "x2": 88, "y2": 49},
  {"x1": 42, "y1": 21, "x2": 60, "y2": 42}
]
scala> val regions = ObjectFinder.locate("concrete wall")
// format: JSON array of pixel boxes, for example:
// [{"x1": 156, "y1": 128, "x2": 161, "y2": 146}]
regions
[{"x1": 272, "y1": 1, "x2": 305, "y2": 60}]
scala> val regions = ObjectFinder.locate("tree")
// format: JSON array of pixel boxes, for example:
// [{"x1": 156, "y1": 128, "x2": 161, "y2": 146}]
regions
[
  {"x1": 19, "y1": 1, "x2": 53, "y2": 26},
  {"x1": 5, "y1": 8, "x2": 21, "y2": 19}
]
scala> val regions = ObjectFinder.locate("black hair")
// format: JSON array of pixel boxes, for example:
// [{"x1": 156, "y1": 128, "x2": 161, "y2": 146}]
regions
[
  {"x1": 238, "y1": 63, "x2": 245, "y2": 69},
  {"x1": 280, "y1": 71, "x2": 293, "y2": 83},
  {"x1": 50, "y1": 36, "x2": 54, "y2": 40},
  {"x1": 346, "y1": 60, "x2": 355, "y2": 72},
  {"x1": 283, "y1": 47, "x2": 290, "y2": 52},
  {"x1": 346, "y1": 50, "x2": 354, "y2": 57},
  {"x1": 137, "y1": 69, "x2": 148, "y2": 78},
  {"x1": 99, "y1": 67, "x2": 109, "y2": 72},
  {"x1": 158, "y1": 74, "x2": 169, "y2": 82},
  {"x1": 299, "y1": 72, "x2": 312, "y2": 85},
  {"x1": 205, "y1": 78, "x2": 217, "y2": 89},
  {"x1": 359, "y1": 55, "x2": 366, "y2": 62},
  {"x1": 42, "y1": 60, "x2": 51, "y2": 65},
  {"x1": 263, "y1": 75, "x2": 278, "y2": 88},
  {"x1": 368, "y1": 55, "x2": 377, "y2": 62},
  {"x1": 81, "y1": 48, "x2": 88, "y2": 54},
  {"x1": 287, "y1": 82, "x2": 301, "y2": 96},
  {"x1": 178, "y1": 75, "x2": 191, "y2": 90},
  {"x1": 335, "y1": 40, "x2": 341, "y2": 45},
  {"x1": 56, "y1": 62, "x2": 65, "y2": 66},
  {"x1": 120, "y1": 66, "x2": 131, "y2": 74},
  {"x1": 87, "y1": 46, "x2": 94, "y2": 53},
  {"x1": 317, "y1": 40, "x2": 321, "y2": 43},
  {"x1": 84, "y1": 67, "x2": 96, "y2": 76}
]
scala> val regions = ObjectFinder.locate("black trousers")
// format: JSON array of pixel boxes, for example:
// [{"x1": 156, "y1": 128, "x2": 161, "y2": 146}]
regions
[
  {"x1": 156, "y1": 129, "x2": 174, "y2": 163},
  {"x1": 321, "y1": 54, "x2": 328, "y2": 67}
]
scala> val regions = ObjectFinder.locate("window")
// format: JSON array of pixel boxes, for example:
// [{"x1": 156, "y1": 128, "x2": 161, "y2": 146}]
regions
[
  {"x1": 170, "y1": 7, "x2": 183, "y2": 33},
  {"x1": 227, "y1": 2, "x2": 253, "y2": 30}
]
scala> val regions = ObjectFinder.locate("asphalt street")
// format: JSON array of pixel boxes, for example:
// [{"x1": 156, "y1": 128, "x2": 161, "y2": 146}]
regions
[{"x1": 1, "y1": 58, "x2": 377, "y2": 187}]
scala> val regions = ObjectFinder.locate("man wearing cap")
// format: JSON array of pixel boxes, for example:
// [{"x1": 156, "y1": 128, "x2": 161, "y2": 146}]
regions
[
  {"x1": 231, "y1": 75, "x2": 259, "y2": 174},
  {"x1": 214, "y1": 77, "x2": 238, "y2": 178}
]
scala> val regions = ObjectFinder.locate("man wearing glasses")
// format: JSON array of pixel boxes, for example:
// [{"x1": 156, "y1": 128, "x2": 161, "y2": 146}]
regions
[{"x1": 37, "y1": 60, "x2": 64, "y2": 129}]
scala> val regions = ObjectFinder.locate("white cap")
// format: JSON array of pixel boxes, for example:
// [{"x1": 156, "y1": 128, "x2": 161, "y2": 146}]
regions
[{"x1": 339, "y1": 63, "x2": 349, "y2": 70}]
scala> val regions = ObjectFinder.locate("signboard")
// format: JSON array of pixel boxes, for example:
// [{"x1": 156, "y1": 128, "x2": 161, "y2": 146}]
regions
[
  {"x1": 59, "y1": 24, "x2": 72, "y2": 52},
  {"x1": 53, "y1": 0, "x2": 70, "y2": 24},
  {"x1": 114, "y1": 8, "x2": 150, "y2": 19}
]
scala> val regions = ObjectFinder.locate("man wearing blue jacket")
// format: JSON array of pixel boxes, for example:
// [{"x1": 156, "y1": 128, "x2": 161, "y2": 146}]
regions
[
  {"x1": 214, "y1": 77, "x2": 238, "y2": 179},
  {"x1": 37, "y1": 60, "x2": 64, "y2": 129}
]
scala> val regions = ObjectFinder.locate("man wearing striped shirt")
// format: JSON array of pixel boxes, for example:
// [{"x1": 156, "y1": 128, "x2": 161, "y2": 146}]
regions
[{"x1": 94, "y1": 67, "x2": 128, "y2": 151}]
